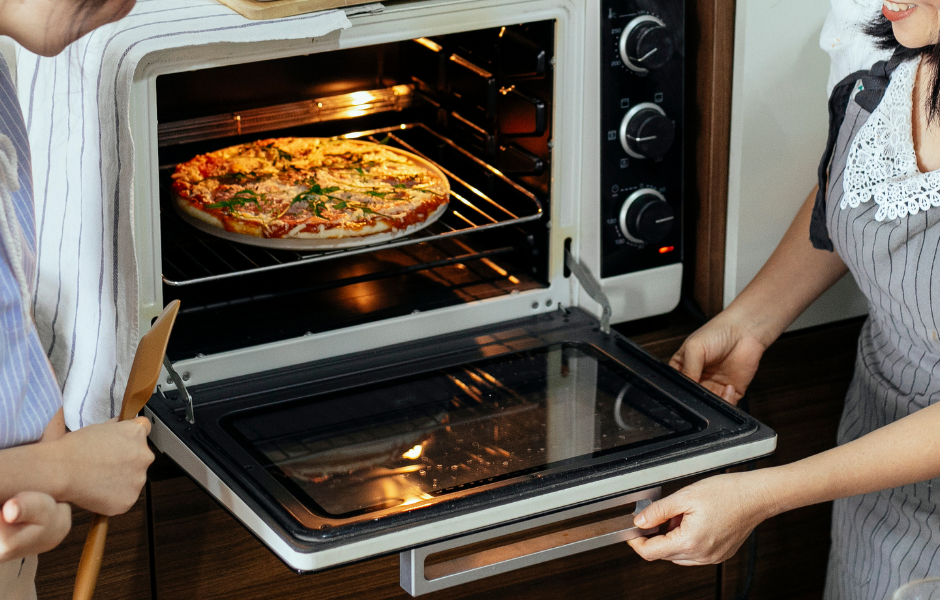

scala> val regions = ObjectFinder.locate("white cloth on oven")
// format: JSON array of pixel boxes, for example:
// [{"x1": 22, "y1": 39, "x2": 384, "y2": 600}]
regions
[
  {"x1": 820, "y1": 0, "x2": 891, "y2": 95},
  {"x1": 14, "y1": 0, "x2": 383, "y2": 430}
]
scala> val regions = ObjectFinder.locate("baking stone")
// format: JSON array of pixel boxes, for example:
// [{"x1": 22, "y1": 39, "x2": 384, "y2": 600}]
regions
[
  {"x1": 174, "y1": 200, "x2": 449, "y2": 250},
  {"x1": 216, "y1": 0, "x2": 375, "y2": 20}
]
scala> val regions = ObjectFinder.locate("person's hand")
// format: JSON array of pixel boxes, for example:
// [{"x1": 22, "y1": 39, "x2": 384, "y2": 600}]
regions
[
  {"x1": 0, "y1": 492, "x2": 71, "y2": 562},
  {"x1": 51, "y1": 417, "x2": 154, "y2": 516},
  {"x1": 669, "y1": 312, "x2": 767, "y2": 405},
  {"x1": 627, "y1": 472, "x2": 778, "y2": 565}
]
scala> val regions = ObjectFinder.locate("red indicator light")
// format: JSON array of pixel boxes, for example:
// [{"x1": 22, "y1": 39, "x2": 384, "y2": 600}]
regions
[{"x1": 658, "y1": 246, "x2": 675, "y2": 254}]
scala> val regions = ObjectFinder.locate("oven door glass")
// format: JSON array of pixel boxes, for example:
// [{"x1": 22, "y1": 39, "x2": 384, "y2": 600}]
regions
[
  {"x1": 224, "y1": 342, "x2": 697, "y2": 519},
  {"x1": 147, "y1": 308, "x2": 775, "y2": 569}
]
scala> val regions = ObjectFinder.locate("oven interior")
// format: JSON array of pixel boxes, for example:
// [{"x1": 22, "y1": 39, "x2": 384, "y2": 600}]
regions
[{"x1": 155, "y1": 21, "x2": 556, "y2": 360}]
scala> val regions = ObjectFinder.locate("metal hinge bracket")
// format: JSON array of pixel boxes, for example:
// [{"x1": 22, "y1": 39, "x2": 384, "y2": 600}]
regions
[
  {"x1": 564, "y1": 249, "x2": 612, "y2": 334},
  {"x1": 162, "y1": 356, "x2": 195, "y2": 424}
]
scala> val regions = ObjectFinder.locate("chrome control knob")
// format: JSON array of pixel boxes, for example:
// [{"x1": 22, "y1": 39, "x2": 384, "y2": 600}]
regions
[
  {"x1": 619, "y1": 16, "x2": 674, "y2": 74},
  {"x1": 618, "y1": 189, "x2": 674, "y2": 246},
  {"x1": 619, "y1": 102, "x2": 675, "y2": 160}
]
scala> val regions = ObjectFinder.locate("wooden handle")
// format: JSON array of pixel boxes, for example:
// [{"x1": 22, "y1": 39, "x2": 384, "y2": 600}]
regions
[{"x1": 72, "y1": 514, "x2": 109, "y2": 600}]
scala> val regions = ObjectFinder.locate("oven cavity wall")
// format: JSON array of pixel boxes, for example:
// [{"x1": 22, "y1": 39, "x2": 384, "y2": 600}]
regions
[{"x1": 130, "y1": 0, "x2": 586, "y2": 388}]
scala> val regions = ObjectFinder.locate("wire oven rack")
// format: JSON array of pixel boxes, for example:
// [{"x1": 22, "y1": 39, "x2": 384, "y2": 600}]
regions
[{"x1": 160, "y1": 123, "x2": 544, "y2": 287}]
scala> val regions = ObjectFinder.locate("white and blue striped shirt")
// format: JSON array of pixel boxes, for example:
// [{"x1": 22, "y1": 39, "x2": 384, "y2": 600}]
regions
[{"x1": 0, "y1": 55, "x2": 62, "y2": 449}]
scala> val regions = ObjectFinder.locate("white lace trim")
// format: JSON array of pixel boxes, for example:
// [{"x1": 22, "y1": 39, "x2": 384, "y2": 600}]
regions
[{"x1": 842, "y1": 59, "x2": 940, "y2": 221}]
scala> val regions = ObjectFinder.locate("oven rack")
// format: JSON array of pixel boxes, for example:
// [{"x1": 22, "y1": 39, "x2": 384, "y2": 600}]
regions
[{"x1": 161, "y1": 123, "x2": 544, "y2": 287}]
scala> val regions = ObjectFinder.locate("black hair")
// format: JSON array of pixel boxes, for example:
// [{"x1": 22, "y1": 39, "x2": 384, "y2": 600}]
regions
[{"x1": 865, "y1": 13, "x2": 940, "y2": 123}]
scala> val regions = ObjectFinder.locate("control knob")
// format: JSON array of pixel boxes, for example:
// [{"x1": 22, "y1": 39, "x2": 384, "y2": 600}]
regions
[
  {"x1": 619, "y1": 16, "x2": 674, "y2": 74},
  {"x1": 618, "y1": 189, "x2": 674, "y2": 246},
  {"x1": 619, "y1": 102, "x2": 675, "y2": 160}
]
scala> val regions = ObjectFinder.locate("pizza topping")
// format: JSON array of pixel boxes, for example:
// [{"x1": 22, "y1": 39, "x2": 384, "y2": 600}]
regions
[{"x1": 172, "y1": 137, "x2": 449, "y2": 240}]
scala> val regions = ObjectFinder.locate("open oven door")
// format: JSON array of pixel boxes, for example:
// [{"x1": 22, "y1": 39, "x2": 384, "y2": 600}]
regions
[{"x1": 146, "y1": 306, "x2": 775, "y2": 594}]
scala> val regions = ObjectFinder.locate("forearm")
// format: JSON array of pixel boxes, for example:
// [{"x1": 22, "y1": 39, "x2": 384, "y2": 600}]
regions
[
  {"x1": 760, "y1": 401, "x2": 940, "y2": 515},
  {"x1": 0, "y1": 442, "x2": 67, "y2": 504},
  {"x1": 724, "y1": 187, "x2": 848, "y2": 348},
  {"x1": 0, "y1": 410, "x2": 68, "y2": 504},
  {"x1": 40, "y1": 408, "x2": 65, "y2": 442}
]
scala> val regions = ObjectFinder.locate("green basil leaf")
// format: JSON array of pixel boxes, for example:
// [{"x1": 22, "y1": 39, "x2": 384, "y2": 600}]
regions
[{"x1": 206, "y1": 191, "x2": 263, "y2": 209}]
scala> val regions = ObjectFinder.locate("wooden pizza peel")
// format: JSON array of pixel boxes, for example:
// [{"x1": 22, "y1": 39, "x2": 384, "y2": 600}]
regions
[
  {"x1": 216, "y1": 0, "x2": 377, "y2": 20},
  {"x1": 72, "y1": 300, "x2": 181, "y2": 600}
]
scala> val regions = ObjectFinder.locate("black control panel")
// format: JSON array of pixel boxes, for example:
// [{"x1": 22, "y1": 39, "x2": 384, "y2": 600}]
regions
[{"x1": 600, "y1": 0, "x2": 683, "y2": 278}]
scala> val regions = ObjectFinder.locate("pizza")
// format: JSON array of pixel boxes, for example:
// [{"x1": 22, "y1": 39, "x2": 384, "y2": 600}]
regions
[{"x1": 171, "y1": 137, "x2": 450, "y2": 242}]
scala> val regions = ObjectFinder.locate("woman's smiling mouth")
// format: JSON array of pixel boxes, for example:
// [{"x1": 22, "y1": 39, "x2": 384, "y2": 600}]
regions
[{"x1": 883, "y1": 1, "x2": 917, "y2": 20}]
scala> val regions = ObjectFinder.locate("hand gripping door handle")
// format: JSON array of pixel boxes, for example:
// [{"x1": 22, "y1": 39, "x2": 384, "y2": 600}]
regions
[{"x1": 400, "y1": 487, "x2": 660, "y2": 596}]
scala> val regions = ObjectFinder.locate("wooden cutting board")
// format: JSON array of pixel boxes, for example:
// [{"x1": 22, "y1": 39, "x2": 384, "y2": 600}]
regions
[{"x1": 217, "y1": 0, "x2": 375, "y2": 20}]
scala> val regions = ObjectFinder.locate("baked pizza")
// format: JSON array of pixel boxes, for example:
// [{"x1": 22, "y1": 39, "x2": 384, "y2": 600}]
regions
[{"x1": 171, "y1": 137, "x2": 450, "y2": 243}]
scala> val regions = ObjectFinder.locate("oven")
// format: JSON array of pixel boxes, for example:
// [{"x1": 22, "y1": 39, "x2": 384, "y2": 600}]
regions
[{"x1": 131, "y1": 0, "x2": 776, "y2": 594}]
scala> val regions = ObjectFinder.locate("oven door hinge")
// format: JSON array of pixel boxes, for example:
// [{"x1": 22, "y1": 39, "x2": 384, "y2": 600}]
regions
[
  {"x1": 564, "y1": 249, "x2": 611, "y2": 334},
  {"x1": 162, "y1": 356, "x2": 195, "y2": 424}
]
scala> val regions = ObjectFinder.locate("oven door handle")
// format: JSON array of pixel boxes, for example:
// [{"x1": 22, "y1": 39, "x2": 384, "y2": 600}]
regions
[{"x1": 399, "y1": 487, "x2": 660, "y2": 596}]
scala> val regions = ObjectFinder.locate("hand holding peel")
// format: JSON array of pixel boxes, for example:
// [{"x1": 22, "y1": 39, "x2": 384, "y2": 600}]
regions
[{"x1": 52, "y1": 417, "x2": 154, "y2": 516}]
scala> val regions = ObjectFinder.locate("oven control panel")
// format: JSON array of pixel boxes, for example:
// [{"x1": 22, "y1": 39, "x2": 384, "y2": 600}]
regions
[{"x1": 599, "y1": 0, "x2": 683, "y2": 278}]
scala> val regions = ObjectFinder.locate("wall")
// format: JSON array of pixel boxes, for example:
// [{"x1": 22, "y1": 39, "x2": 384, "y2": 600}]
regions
[{"x1": 724, "y1": 0, "x2": 869, "y2": 329}]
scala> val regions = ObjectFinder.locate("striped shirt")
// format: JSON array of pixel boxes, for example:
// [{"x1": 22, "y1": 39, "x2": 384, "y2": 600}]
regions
[
  {"x1": 17, "y1": 0, "x2": 365, "y2": 429},
  {"x1": 0, "y1": 54, "x2": 62, "y2": 449}
]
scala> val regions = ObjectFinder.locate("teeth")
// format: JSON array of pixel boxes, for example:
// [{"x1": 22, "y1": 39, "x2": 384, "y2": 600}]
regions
[{"x1": 883, "y1": 1, "x2": 915, "y2": 11}]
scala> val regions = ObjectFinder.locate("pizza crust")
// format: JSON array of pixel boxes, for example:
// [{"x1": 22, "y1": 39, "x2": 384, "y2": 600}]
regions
[{"x1": 173, "y1": 198, "x2": 449, "y2": 251}]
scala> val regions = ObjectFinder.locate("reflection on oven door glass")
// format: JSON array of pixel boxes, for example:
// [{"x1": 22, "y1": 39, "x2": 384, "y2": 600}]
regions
[{"x1": 227, "y1": 343, "x2": 696, "y2": 518}]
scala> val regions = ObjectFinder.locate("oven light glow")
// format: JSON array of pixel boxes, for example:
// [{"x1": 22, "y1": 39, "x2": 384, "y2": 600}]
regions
[
  {"x1": 658, "y1": 246, "x2": 675, "y2": 254},
  {"x1": 345, "y1": 109, "x2": 368, "y2": 118},
  {"x1": 400, "y1": 494, "x2": 433, "y2": 507},
  {"x1": 414, "y1": 37, "x2": 443, "y2": 53},
  {"x1": 349, "y1": 91, "x2": 377, "y2": 106},
  {"x1": 402, "y1": 445, "x2": 423, "y2": 460}
]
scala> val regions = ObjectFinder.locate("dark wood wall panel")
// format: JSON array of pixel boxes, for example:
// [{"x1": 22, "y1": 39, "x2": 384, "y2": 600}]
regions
[
  {"x1": 720, "y1": 318, "x2": 864, "y2": 600},
  {"x1": 34, "y1": 495, "x2": 151, "y2": 600},
  {"x1": 688, "y1": 0, "x2": 736, "y2": 317}
]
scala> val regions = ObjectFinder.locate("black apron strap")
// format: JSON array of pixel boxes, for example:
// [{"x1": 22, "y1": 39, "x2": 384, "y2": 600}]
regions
[{"x1": 810, "y1": 54, "x2": 906, "y2": 251}]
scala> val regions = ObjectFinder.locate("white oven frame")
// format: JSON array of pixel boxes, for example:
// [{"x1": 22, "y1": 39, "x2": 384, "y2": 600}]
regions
[
  {"x1": 128, "y1": 0, "x2": 681, "y2": 390},
  {"x1": 148, "y1": 409, "x2": 771, "y2": 572}
]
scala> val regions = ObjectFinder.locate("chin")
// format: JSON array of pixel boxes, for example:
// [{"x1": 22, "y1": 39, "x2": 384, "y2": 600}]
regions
[
  {"x1": 892, "y1": 26, "x2": 934, "y2": 49},
  {"x1": 20, "y1": 41, "x2": 69, "y2": 58}
]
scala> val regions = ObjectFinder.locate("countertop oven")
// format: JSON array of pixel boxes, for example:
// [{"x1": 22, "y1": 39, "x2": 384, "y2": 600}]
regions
[{"x1": 132, "y1": 0, "x2": 776, "y2": 594}]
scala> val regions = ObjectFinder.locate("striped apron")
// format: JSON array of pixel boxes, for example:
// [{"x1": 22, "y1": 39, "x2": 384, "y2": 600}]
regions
[
  {"x1": 823, "y1": 64, "x2": 940, "y2": 599},
  {"x1": 0, "y1": 556, "x2": 37, "y2": 600}
]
